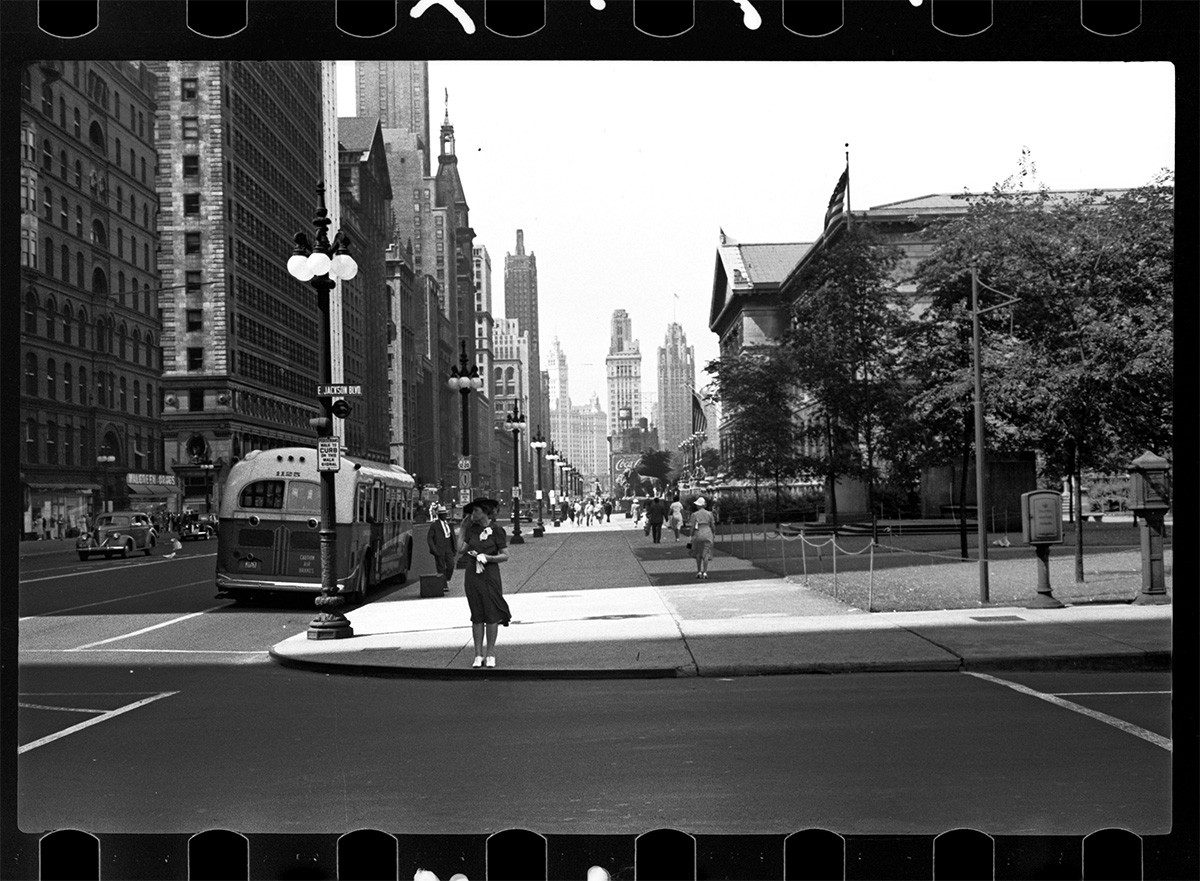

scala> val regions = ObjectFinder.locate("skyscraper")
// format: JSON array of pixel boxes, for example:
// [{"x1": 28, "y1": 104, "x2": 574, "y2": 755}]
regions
[
  {"x1": 606, "y1": 309, "x2": 642, "y2": 438},
  {"x1": 355, "y1": 60, "x2": 430, "y2": 173},
  {"x1": 657, "y1": 322, "x2": 696, "y2": 454},
  {"x1": 504, "y1": 229, "x2": 544, "y2": 449},
  {"x1": 151, "y1": 60, "x2": 329, "y2": 511}
]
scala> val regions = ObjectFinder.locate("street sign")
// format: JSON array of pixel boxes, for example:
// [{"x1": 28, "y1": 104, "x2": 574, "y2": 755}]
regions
[
  {"x1": 317, "y1": 437, "x2": 341, "y2": 472},
  {"x1": 317, "y1": 384, "x2": 362, "y2": 397},
  {"x1": 512, "y1": 485, "x2": 521, "y2": 498},
  {"x1": 459, "y1": 472, "x2": 473, "y2": 489},
  {"x1": 458, "y1": 489, "x2": 471, "y2": 505},
  {"x1": 458, "y1": 456, "x2": 472, "y2": 470}
]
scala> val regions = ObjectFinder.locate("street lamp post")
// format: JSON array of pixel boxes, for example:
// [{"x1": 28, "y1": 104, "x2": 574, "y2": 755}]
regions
[
  {"x1": 286, "y1": 182, "x2": 359, "y2": 640},
  {"x1": 447, "y1": 338, "x2": 484, "y2": 510},
  {"x1": 96, "y1": 450, "x2": 116, "y2": 517},
  {"x1": 530, "y1": 426, "x2": 547, "y2": 537},
  {"x1": 503, "y1": 406, "x2": 527, "y2": 544},
  {"x1": 546, "y1": 443, "x2": 560, "y2": 526}
]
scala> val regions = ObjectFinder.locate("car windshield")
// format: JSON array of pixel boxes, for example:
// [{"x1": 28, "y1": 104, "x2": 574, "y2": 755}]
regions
[{"x1": 99, "y1": 516, "x2": 130, "y2": 528}]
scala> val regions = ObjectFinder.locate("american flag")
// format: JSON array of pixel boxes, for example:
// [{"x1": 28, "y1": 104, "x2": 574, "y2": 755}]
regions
[
  {"x1": 824, "y1": 166, "x2": 849, "y2": 233},
  {"x1": 691, "y1": 389, "x2": 708, "y2": 435}
]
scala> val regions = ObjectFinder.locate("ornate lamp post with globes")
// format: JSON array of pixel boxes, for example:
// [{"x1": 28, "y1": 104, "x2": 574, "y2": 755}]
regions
[
  {"x1": 503, "y1": 405, "x2": 527, "y2": 544},
  {"x1": 529, "y1": 426, "x2": 547, "y2": 536},
  {"x1": 286, "y1": 182, "x2": 359, "y2": 640},
  {"x1": 546, "y1": 442, "x2": 560, "y2": 526},
  {"x1": 447, "y1": 339, "x2": 484, "y2": 511}
]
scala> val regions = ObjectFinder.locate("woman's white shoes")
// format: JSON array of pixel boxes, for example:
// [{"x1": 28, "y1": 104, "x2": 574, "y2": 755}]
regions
[
  {"x1": 472, "y1": 656, "x2": 484, "y2": 668},
  {"x1": 485, "y1": 656, "x2": 496, "y2": 668}
]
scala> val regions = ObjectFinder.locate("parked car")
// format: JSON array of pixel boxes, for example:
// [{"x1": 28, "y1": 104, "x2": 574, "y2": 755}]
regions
[
  {"x1": 179, "y1": 512, "x2": 218, "y2": 541},
  {"x1": 77, "y1": 512, "x2": 157, "y2": 560}
]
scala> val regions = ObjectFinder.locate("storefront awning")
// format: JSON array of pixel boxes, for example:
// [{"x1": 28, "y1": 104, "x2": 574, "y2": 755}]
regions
[
  {"x1": 127, "y1": 484, "x2": 178, "y2": 496},
  {"x1": 28, "y1": 483, "x2": 100, "y2": 492}
]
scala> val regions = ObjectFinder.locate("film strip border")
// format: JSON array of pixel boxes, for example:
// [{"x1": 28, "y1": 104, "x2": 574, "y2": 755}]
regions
[
  {"x1": 13, "y1": 827, "x2": 1174, "y2": 879},
  {"x1": 26, "y1": 0, "x2": 1150, "y2": 41},
  {"x1": 4, "y1": 1, "x2": 1196, "y2": 880}
]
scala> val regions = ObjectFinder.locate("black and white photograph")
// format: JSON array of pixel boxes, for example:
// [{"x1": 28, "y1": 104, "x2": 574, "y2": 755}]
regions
[{"x1": 3, "y1": 2, "x2": 1195, "y2": 880}]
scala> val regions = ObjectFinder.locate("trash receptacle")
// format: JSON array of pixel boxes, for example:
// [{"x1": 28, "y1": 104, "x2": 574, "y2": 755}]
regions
[{"x1": 420, "y1": 574, "x2": 446, "y2": 597}]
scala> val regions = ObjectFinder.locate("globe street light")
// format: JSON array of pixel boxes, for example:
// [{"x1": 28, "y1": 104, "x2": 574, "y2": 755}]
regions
[
  {"x1": 286, "y1": 182, "x2": 358, "y2": 640},
  {"x1": 545, "y1": 443, "x2": 560, "y2": 526},
  {"x1": 503, "y1": 405, "x2": 527, "y2": 544},
  {"x1": 529, "y1": 426, "x2": 547, "y2": 536},
  {"x1": 447, "y1": 339, "x2": 484, "y2": 509}
]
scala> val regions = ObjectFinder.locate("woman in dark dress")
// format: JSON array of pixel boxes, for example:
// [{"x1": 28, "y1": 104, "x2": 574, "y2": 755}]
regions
[{"x1": 456, "y1": 497, "x2": 511, "y2": 668}]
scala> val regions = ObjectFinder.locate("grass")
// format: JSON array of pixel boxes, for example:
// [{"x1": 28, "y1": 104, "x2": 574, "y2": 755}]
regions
[{"x1": 715, "y1": 520, "x2": 1173, "y2": 612}]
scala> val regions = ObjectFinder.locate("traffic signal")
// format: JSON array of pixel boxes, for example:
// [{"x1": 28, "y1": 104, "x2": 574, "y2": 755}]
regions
[{"x1": 331, "y1": 399, "x2": 352, "y2": 419}]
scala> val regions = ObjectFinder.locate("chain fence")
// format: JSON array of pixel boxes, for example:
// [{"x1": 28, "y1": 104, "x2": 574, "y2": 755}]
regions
[{"x1": 714, "y1": 513, "x2": 1172, "y2": 613}]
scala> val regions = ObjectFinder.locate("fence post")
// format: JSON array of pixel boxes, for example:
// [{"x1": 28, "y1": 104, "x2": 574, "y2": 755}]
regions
[
  {"x1": 802, "y1": 530, "x2": 808, "y2": 586},
  {"x1": 868, "y1": 540, "x2": 875, "y2": 613},
  {"x1": 781, "y1": 523, "x2": 787, "y2": 576},
  {"x1": 832, "y1": 535, "x2": 839, "y2": 600}
]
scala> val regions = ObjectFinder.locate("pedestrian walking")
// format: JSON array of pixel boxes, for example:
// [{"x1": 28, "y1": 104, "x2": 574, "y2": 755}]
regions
[
  {"x1": 426, "y1": 504, "x2": 457, "y2": 590},
  {"x1": 688, "y1": 497, "x2": 717, "y2": 579},
  {"x1": 603, "y1": 499, "x2": 613, "y2": 522},
  {"x1": 646, "y1": 494, "x2": 666, "y2": 543},
  {"x1": 667, "y1": 496, "x2": 684, "y2": 542},
  {"x1": 455, "y1": 497, "x2": 511, "y2": 668}
]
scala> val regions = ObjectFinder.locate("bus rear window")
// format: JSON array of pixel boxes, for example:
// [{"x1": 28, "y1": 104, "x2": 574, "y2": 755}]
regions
[
  {"x1": 239, "y1": 480, "x2": 285, "y2": 509},
  {"x1": 287, "y1": 481, "x2": 321, "y2": 515}
]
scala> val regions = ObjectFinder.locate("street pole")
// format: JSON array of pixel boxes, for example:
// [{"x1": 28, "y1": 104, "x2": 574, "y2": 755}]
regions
[
  {"x1": 971, "y1": 268, "x2": 989, "y2": 604},
  {"x1": 287, "y1": 182, "x2": 359, "y2": 640},
  {"x1": 504, "y1": 407, "x2": 526, "y2": 543},
  {"x1": 530, "y1": 426, "x2": 546, "y2": 537}
]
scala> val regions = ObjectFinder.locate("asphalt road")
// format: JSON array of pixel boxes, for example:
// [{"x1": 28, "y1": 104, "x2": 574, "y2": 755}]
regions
[{"x1": 16, "y1": 533, "x2": 1173, "y2": 839}]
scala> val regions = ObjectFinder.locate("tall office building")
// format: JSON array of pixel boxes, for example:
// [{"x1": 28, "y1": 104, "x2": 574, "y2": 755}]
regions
[
  {"x1": 656, "y1": 322, "x2": 696, "y2": 454},
  {"x1": 504, "y1": 229, "x2": 544, "y2": 447},
  {"x1": 355, "y1": 60, "x2": 431, "y2": 173},
  {"x1": 605, "y1": 308, "x2": 642, "y2": 439},
  {"x1": 151, "y1": 60, "x2": 330, "y2": 512},
  {"x1": 19, "y1": 61, "x2": 170, "y2": 533}
]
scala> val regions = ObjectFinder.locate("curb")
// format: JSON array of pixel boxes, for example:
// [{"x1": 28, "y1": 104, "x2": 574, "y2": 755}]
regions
[{"x1": 268, "y1": 650, "x2": 1171, "y2": 680}]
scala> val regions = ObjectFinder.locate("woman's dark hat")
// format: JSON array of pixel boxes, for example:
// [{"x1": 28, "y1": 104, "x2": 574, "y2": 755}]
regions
[{"x1": 463, "y1": 497, "x2": 500, "y2": 515}]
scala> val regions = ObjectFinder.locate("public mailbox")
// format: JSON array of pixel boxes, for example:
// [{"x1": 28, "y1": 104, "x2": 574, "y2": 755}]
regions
[
  {"x1": 1128, "y1": 451, "x2": 1171, "y2": 512},
  {"x1": 1021, "y1": 490, "x2": 1064, "y2": 545}
]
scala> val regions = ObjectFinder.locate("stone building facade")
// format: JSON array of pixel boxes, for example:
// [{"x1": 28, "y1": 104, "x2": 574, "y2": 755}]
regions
[
  {"x1": 656, "y1": 321, "x2": 697, "y2": 456},
  {"x1": 606, "y1": 309, "x2": 642, "y2": 439},
  {"x1": 19, "y1": 60, "x2": 170, "y2": 533}
]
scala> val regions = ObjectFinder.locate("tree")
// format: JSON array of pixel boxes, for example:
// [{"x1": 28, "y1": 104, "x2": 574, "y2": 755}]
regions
[
  {"x1": 910, "y1": 167, "x2": 1174, "y2": 579},
  {"x1": 704, "y1": 347, "x2": 805, "y2": 520},
  {"x1": 780, "y1": 225, "x2": 916, "y2": 524},
  {"x1": 636, "y1": 449, "x2": 673, "y2": 492}
]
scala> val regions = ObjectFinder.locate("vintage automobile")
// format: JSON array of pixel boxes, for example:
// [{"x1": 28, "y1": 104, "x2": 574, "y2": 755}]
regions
[
  {"x1": 77, "y1": 512, "x2": 157, "y2": 560},
  {"x1": 179, "y1": 512, "x2": 218, "y2": 541}
]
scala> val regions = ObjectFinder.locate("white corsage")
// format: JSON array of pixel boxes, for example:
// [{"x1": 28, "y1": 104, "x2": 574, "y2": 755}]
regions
[{"x1": 480, "y1": 527, "x2": 493, "y2": 541}]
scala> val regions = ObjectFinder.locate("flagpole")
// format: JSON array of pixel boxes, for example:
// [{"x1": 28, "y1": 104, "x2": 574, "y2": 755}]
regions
[{"x1": 844, "y1": 143, "x2": 851, "y2": 230}]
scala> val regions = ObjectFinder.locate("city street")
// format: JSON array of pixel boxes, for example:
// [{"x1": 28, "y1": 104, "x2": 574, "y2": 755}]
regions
[{"x1": 17, "y1": 528, "x2": 1172, "y2": 837}]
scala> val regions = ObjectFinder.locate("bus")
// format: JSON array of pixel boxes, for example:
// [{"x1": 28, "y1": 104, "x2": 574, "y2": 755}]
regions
[{"x1": 215, "y1": 446, "x2": 416, "y2": 603}]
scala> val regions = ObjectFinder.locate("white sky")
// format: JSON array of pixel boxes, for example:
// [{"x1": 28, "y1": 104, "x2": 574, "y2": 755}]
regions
[{"x1": 336, "y1": 61, "x2": 1174, "y2": 408}]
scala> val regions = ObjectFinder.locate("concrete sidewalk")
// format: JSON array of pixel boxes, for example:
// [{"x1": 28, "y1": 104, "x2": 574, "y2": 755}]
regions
[{"x1": 270, "y1": 521, "x2": 1172, "y2": 679}]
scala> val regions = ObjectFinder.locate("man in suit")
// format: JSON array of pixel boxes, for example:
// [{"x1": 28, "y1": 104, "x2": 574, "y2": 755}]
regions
[
  {"x1": 426, "y1": 504, "x2": 457, "y2": 589},
  {"x1": 646, "y1": 494, "x2": 667, "y2": 543}
]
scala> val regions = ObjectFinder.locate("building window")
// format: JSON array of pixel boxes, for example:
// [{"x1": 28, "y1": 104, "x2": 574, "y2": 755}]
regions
[
  {"x1": 118, "y1": 325, "x2": 127, "y2": 359},
  {"x1": 130, "y1": 235, "x2": 138, "y2": 266},
  {"x1": 119, "y1": 376, "x2": 127, "y2": 411},
  {"x1": 45, "y1": 240, "x2": 54, "y2": 276},
  {"x1": 45, "y1": 298, "x2": 56, "y2": 339},
  {"x1": 187, "y1": 348, "x2": 203, "y2": 371},
  {"x1": 186, "y1": 309, "x2": 203, "y2": 331},
  {"x1": 47, "y1": 359, "x2": 57, "y2": 399},
  {"x1": 78, "y1": 365, "x2": 86, "y2": 401},
  {"x1": 76, "y1": 205, "x2": 83, "y2": 237},
  {"x1": 115, "y1": 137, "x2": 122, "y2": 166},
  {"x1": 22, "y1": 67, "x2": 31, "y2": 102},
  {"x1": 74, "y1": 160, "x2": 82, "y2": 187},
  {"x1": 181, "y1": 78, "x2": 198, "y2": 100},
  {"x1": 64, "y1": 360, "x2": 73, "y2": 401},
  {"x1": 117, "y1": 229, "x2": 124, "y2": 258},
  {"x1": 133, "y1": 380, "x2": 140, "y2": 415},
  {"x1": 132, "y1": 329, "x2": 140, "y2": 363},
  {"x1": 183, "y1": 155, "x2": 199, "y2": 178},
  {"x1": 182, "y1": 117, "x2": 199, "y2": 139},
  {"x1": 189, "y1": 389, "x2": 204, "y2": 411},
  {"x1": 144, "y1": 242, "x2": 149, "y2": 268},
  {"x1": 43, "y1": 187, "x2": 52, "y2": 221},
  {"x1": 184, "y1": 193, "x2": 200, "y2": 215},
  {"x1": 42, "y1": 82, "x2": 53, "y2": 116},
  {"x1": 42, "y1": 140, "x2": 52, "y2": 171},
  {"x1": 26, "y1": 419, "x2": 38, "y2": 464},
  {"x1": 64, "y1": 423, "x2": 74, "y2": 465},
  {"x1": 46, "y1": 421, "x2": 58, "y2": 464},
  {"x1": 59, "y1": 150, "x2": 67, "y2": 180},
  {"x1": 25, "y1": 292, "x2": 39, "y2": 333},
  {"x1": 185, "y1": 231, "x2": 201, "y2": 253},
  {"x1": 129, "y1": 193, "x2": 136, "y2": 220},
  {"x1": 186, "y1": 271, "x2": 202, "y2": 294},
  {"x1": 73, "y1": 108, "x2": 81, "y2": 138},
  {"x1": 141, "y1": 156, "x2": 146, "y2": 182},
  {"x1": 61, "y1": 244, "x2": 69, "y2": 282},
  {"x1": 60, "y1": 197, "x2": 68, "y2": 229},
  {"x1": 25, "y1": 352, "x2": 38, "y2": 395}
]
